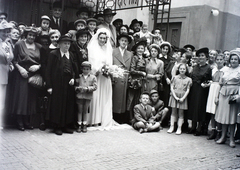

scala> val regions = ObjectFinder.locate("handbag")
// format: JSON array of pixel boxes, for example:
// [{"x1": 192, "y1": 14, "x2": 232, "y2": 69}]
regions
[
  {"x1": 228, "y1": 94, "x2": 237, "y2": 104},
  {"x1": 28, "y1": 74, "x2": 43, "y2": 88}
]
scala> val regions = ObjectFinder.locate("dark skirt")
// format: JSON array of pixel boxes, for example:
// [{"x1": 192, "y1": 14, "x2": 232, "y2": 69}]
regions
[
  {"x1": 11, "y1": 70, "x2": 39, "y2": 116},
  {"x1": 46, "y1": 74, "x2": 75, "y2": 127},
  {"x1": 188, "y1": 82, "x2": 209, "y2": 122}
]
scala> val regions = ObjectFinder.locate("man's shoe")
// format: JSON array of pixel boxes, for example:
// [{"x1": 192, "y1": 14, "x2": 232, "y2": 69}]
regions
[
  {"x1": 55, "y1": 129, "x2": 62, "y2": 135},
  {"x1": 25, "y1": 125, "x2": 34, "y2": 130},
  {"x1": 39, "y1": 123, "x2": 46, "y2": 131},
  {"x1": 18, "y1": 125, "x2": 25, "y2": 131}
]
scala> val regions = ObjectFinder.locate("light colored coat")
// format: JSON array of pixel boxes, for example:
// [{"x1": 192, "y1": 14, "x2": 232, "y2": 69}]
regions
[
  {"x1": 98, "y1": 22, "x2": 117, "y2": 47},
  {"x1": 112, "y1": 47, "x2": 133, "y2": 113},
  {"x1": 0, "y1": 40, "x2": 14, "y2": 84}
]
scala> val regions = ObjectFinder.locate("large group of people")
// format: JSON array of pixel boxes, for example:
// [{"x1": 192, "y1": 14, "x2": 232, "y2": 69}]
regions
[{"x1": 0, "y1": 1, "x2": 240, "y2": 156}]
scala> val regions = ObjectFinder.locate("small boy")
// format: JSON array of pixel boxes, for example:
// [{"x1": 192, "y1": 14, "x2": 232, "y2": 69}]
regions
[
  {"x1": 37, "y1": 15, "x2": 52, "y2": 36},
  {"x1": 133, "y1": 24, "x2": 158, "y2": 45},
  {"x1": 132, "y1": 92, "x2": 160, "y2": 133},
  {"x1": 66, "y1": 19, "x2": 87, "y2": 41},
  {"x1": 75, "y1": 61, "x2": 97, "y2": 133},
  {"x1": 148, "y1": 89, "x2": 169, "y2": 130},
  {"x1": 86, "y1": 18, "x2": 98, "y2": 37}
]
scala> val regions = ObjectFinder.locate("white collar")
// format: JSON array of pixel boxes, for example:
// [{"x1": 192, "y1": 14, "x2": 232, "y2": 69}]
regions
[{"x1": 60, "y1": 50, "x2": 69, "y2": 59}]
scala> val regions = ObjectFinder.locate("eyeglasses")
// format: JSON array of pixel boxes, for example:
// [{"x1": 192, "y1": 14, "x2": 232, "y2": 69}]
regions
[{"x1": 51, "y1": 36, "x2": 59, "y2": 39}]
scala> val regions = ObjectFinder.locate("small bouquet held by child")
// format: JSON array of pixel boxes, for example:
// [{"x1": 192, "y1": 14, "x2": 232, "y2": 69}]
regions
[{"x1": 101, "y1": 64, "x2": 128, "y2": 79}]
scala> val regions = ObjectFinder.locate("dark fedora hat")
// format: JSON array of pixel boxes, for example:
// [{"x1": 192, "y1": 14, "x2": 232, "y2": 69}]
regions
[
  {"x1": 129, "y1": 19, "x2": 143, "y2": 29},
  {"x1": 113, "y1": 18, "x2": 123, "y2": 25},
  {"x1": 117, "y1": 32, "x2": 132, "y2": 43},
  {"x1": 50, "y1": 1, "x2": 64, "y2": 10},
  {"x1": 58, "y1": 35, "x2": 73, "y2": 43},
  {"x1": 103, "y1": 8, "x2": 116, "y2": 16},
  {"x1": 196, "y1": 47, "x2": 209, "y2": 57},
  {"x1": 131, "y1": 37, "x2": 147, "y2": 51},
  {"x1": 76, "y1": 28, "x2": 90, "y2": 39},
  {"x1": 183, "y1": 44, "x2": 195, "y2": 51},
  {"x1": 76, "y1": 7, "x2": 91, "y2": 17}
]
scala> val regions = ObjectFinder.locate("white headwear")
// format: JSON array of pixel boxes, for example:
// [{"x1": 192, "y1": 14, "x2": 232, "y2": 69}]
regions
[{"x1": 87, "y1": 28, "x2": 113, "y2": 74}]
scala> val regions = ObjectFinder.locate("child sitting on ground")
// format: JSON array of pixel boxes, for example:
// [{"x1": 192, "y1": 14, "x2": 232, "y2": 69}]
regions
[
  {"x1": 148, "y1": 89, "x2": 169, "y2": 130},
  {"x1": 37, "y1": 15, "x2": 52, "y2": 36},
  {"x1": 75, "y1": 61, "x2": 97, "y2": 133},
  {"x1": 132, "y1": 92, "x2": 160, "y2": 133}
]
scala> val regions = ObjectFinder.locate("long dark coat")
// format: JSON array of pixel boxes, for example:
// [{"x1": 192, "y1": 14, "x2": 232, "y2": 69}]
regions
[
  {"x1": 45, "y1": 49, "x2": 77, "y2": 127},
  {"x1": 112, "y1": 47, "x2": 133, "y2": 113}
]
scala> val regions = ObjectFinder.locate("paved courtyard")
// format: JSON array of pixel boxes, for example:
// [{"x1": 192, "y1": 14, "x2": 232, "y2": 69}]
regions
[{"x1": 0, "y1": 125, "x2": 240, "y2": 170}]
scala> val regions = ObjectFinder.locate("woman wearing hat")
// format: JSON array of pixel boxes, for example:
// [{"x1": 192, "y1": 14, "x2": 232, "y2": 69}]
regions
[
  {"x1": 11, "y1": 26, "x2": 44, "y2": 130},
  {"x1": 87, "y1": 28, "x2": 115, "y2": 129},
  {"x1": 70, "y1": 28, "x2": 90, "y2": 76},
  {"x1": 46, "y1": 35, "x2": 77, "y2": 135},
  {"x1": 145, "y1": 44, "x2": 164, "y2": 92},
  {"x1": 0, "y1": 20, "x2": 14, "y2": 127},
  {"x1": 187, "y1": 47, "x2": 212, "y2": 136},
  {"x1": 214, "y1": 50, "x2": 240, "y2": 147},
  {"x1": 127, "y1": 37, "x2": 147, "y2": 120}
]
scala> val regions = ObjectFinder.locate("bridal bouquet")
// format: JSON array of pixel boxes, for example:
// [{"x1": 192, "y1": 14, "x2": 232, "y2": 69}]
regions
[{"x1": 101, "y1": 64, "x2": 128, "y2": 79}]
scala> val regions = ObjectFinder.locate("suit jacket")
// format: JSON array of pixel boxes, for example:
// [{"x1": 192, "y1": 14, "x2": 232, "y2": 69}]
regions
[
  {"x1": 0, "y1": 40, "x2": 14, "y2": 84},
  {"x1": 112, "y1": 47, "x2": 133, "y2": 113},
  {"x1": 50, "y1": 17, "x2": 68, "y2": 35},
  {"x1": 98, "y1": 22, "x2": 117, "y2": 47},
  {"x1": 132, "y1": 104, "x2": 154, "y2": 124}
]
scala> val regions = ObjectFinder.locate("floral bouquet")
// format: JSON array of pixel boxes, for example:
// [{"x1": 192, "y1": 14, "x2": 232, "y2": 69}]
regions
[{"x1": 101, "y1": 64, "x2": 128, "y2": 79}]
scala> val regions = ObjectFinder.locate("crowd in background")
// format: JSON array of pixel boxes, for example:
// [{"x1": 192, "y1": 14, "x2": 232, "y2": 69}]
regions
[{"x1": 0, "y1": 1, "x2": 240, "y2": 154}]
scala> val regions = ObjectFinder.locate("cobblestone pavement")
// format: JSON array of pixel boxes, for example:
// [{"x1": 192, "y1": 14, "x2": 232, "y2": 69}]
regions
[{"x1": 0, "y1": 125, "x2": 240, "y2": 170}]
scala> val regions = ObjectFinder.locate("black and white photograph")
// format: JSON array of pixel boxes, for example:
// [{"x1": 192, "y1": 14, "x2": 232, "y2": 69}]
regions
[{"x1": 0, "y1": 0, "x2": 240, "y2": 169}]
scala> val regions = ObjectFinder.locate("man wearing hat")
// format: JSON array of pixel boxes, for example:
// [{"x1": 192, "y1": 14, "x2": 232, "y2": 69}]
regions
[
  {"x1": 49, "y1": 1, "x2": 68, "y2": 34},
  {"x1": 94, "y1": 13, "x2": 104, "y2": 25},
  {"x1": 98, "y1": 8, "x2": 117, "y2": 47},
  {"x1": 46, "y1": 35, "x2": 77, "y2": 135},
  {"x1": 68, "y1": 7, "x2": 91, "y2": 31},
  {"x1": 0, "y1": 12, "x2": 7, "y2": 23},
  {"x1": 112, "y1": 33, "x2": 133, "y2": 123},
  {"x1": 113, "y1": 18, "x2": 123, "y2": 36},
  {"x1": 183, "y1": 44, "x2": 195, "y2": 53},
  {"x1": 129, "y1": 19, "x2": 143, "y2": 34}
]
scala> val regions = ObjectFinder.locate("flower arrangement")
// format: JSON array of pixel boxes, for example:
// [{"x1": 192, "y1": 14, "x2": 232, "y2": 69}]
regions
[{"x1": 101, "y1": 64, "x2": 128, "y2": 79}]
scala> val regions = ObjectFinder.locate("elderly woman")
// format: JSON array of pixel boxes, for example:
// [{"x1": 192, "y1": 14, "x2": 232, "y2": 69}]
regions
[
  {"x1": 8, "y1": 26, "x2": 20, "y2": 50},
  {"x1": 0, "y1": 21, "x2": 14, "y2": 127},
  {"x1": 11, "y1": 26, "x2": 44, "y2": 131},
  {"x1": 215, "y1": 50, "x2": 240, "y2": 148},
  {"x1": 49, "y1": 29, "x2": 61, "y2": 51},
  {"x1": 187, "y1": 47, "x2": 212, "y2": 136},
  {"x1": 46, "y1": 35, "x2": 77, "y2": 135},
  {"x1": 145, "y1": 44, "x2": 164, "y2": 92}
]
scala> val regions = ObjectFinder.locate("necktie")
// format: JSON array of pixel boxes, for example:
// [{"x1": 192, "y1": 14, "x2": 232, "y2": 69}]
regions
[{"x1": 109, "y1": 24, "x2": 114, "y2": 34}]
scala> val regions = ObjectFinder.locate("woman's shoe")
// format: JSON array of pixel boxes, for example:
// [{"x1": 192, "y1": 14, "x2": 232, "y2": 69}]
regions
[
  {"x1": 207, "y1": 130, "x2": 217, "y2": 140},
  {"x1": 76, "y1": 127, "x2": 81, "y2": 133},
  {"x1": 216, "y1": 138, "x2": 227, "y2": 144},
  {"x1": 229, "y1": 141, "x2": 236, "y2": 148}
]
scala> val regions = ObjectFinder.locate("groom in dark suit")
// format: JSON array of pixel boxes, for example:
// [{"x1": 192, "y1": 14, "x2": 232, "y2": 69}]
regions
[{"x1": 49, "y1": 1, "x2": 68, "y2": 35}]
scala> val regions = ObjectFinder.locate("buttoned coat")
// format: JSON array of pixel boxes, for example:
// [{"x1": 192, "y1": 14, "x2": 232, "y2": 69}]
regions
[
  {"x1": 112, "y1": 47, "x2": 132, "y2": 113},
  {"x1": 132, "y1": 104, "x2": 154, "y2": 125},
  {"x1": 98, "y1": 22, "x2": 117, "y2": 47}
]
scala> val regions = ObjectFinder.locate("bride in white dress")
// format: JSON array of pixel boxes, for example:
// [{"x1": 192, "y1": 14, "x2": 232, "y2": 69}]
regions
[{"x1": 87, "y1": 28, "x2": 114, "y2": 130}]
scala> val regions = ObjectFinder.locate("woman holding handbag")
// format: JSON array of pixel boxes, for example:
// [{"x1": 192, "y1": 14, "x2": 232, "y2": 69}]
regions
[{"x1": 11, "y1": 26, "x2": 44, "y2": 131}]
